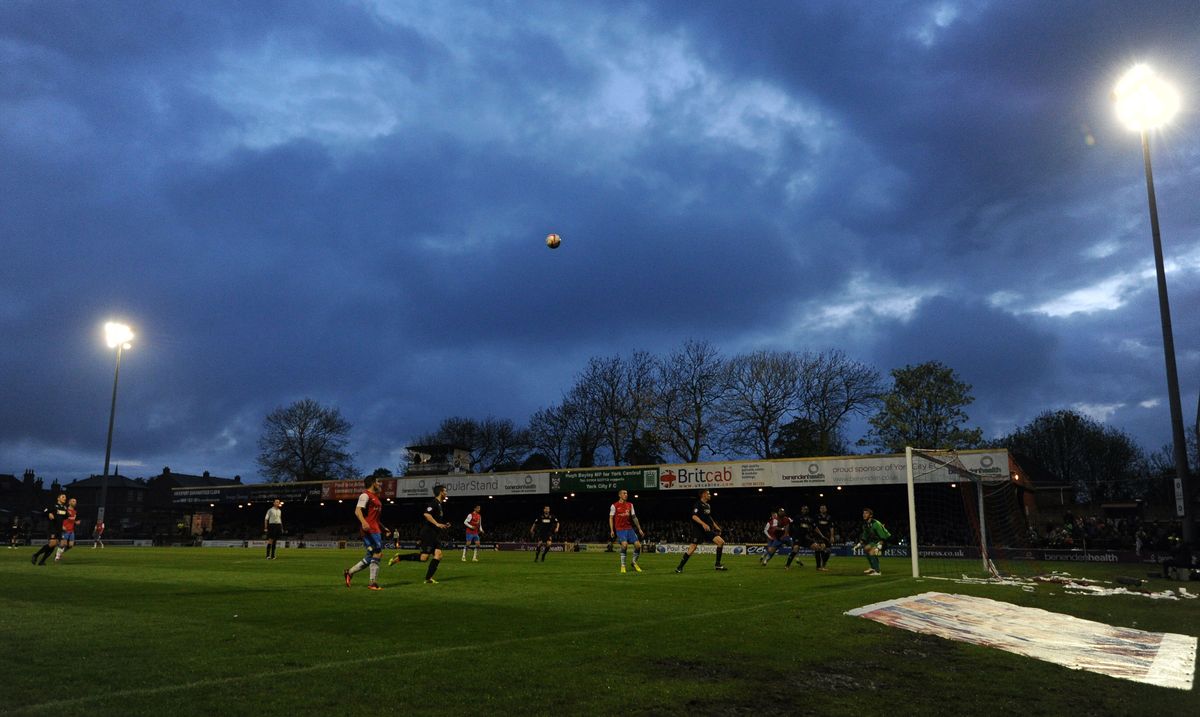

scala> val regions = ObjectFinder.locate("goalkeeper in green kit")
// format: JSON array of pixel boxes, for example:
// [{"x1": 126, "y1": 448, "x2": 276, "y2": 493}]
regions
[{"x1": 854, "y1": 508, "x2": 890, "y2": 575}]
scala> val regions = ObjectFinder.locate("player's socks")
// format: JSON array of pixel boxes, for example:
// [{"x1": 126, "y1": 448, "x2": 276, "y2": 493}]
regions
[
  {"x1": 620, "y1": 547, "x2": 627, "y2": 569},
  {"x1": 785, "y1": 552, "x2": 796, "y2": 567},
  {"x1": 348, "y1": 558, "x2": 369, "y2": 575},
  {"x1": 714, "y1": 545, "x2": 724, "y2": 566},
  {"x1": 633, "y1": 548, "x2": 641, "y2": 571},
  {"x1": 369, "y1": 561, "x2": 379, "y2": 583},
  {"x1": 424, "y1": 557, "x2": 440, "y2": 580},
  {"x1": 54, "y1": 547, "x2": 64, "y2": 561},
  {"x1": 676, "y1": 553, "x2": 691, "y2": 571},
  {"x1": 867, "y1": 555, "x2": 880, "y2": 572},
  {"x1": 462, "y1": 546, "x2": 468, "y2": 560},
  {"x1": 472, "y1": 548, "x2": 479, "y2": 561}
]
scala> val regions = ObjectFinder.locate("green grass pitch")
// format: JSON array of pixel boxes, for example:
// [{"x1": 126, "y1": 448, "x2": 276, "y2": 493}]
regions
[{"x1": 2, "y1": 547, "x2": 1197, "y2": 716}]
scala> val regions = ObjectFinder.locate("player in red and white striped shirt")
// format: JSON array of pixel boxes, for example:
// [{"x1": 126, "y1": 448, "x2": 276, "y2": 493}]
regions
[
  {"x1": 608, "y1": 489, "x2": 644, "y2": 574},
  {"x1": 462, "y1": 505, "x2": 483, "y2": 562},
  {"x1": 344, "y1": 476, "x2": 387, "y2": 591},
  {"x1": 759, "y1": 508, "x2": 793, "y2": 566}
]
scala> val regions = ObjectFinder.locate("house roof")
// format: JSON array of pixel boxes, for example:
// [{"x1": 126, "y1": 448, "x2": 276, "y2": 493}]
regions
[{"x1": 64, "y1": 475, "x2": 146, "y2": 490}]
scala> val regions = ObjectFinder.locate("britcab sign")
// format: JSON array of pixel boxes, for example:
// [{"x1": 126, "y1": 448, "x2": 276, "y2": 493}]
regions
[{"x1": 658, "y1": 463, "x2": 765, "y2": 490}]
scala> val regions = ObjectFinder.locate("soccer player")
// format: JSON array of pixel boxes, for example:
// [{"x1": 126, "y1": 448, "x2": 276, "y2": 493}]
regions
[
  {"x1": 675, "y1": 489, "x2": 727, "y2": 573},
  {"x1": 9, "y1": 515, "x2": 21, "y2": 549},
  {"x1": 530, "y1": 505, "x2": 559, "y2": 562},
  {"x1": 414, "y1": 485, "x2": 451, "y2": 583},
  {"x1": 92, "y1": 519, "x2": 105, "y2": 549},
  {"x1": 462, "y1": 504, "x2": 483, "y2": 562},
  {"x1": 263, "y1": 499, "x2": 283, "y2": 560},
  {"x1": 344, "y1": 476, "x2": 386, "y2": 590},
  {"x1": 54, "y1": 498, "x2": 80, "y2": 562},
  {"x1": 785, "y1": 505, "x2": 814, "y2": 569},
  {"x1": 854, "y1": 508, "x2": 891, "y2": 575},
  {"x1": 760, "y1": 508, "x2": 793, "y2": 566},
  {"x1": 812, "y1": 504, "x2": 836, "y2": 572},
  {"x1": 608, "y1": 489, "x2": 644, "y2": 574},
  {"x1": 31, "y1": 494, "x2": 67, "y2": 566}
]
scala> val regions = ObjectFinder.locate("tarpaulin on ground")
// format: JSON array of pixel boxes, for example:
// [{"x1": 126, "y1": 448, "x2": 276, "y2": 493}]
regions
[{"x1": 846, "y1": 592, "x2": 1196, "y2": 690}]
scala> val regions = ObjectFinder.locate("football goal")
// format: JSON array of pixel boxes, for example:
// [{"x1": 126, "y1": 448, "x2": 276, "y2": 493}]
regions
[{"x1": 904, "y1": 447, "x2": 1038, "y2": 580}]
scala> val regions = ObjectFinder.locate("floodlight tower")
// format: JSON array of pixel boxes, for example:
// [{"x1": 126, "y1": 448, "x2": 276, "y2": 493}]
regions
[
  {"x1": 99, "y1": 321, "x2": 134, "y2": 525},
  {"x1": 1113, "y1": 64, "x2": 1193, "y2": 543}
]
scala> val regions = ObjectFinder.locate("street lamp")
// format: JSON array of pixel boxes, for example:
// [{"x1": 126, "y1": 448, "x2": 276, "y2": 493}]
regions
[
  {"x1": 99, "y1": 321, "x2": 134, "y2": 526},
  {"x1": 1113, "y1": 64, "x2": 1193, "y2": 543}
]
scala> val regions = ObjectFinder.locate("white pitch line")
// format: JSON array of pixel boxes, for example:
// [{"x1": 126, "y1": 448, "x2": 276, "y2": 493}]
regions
[{"x1": 13, "y1": 579, "x2": 885, "y2": 713}]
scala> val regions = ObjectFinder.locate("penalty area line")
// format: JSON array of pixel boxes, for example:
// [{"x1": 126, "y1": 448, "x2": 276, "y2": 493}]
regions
[{"x1": 13, "y1": 579, "x2": 883, "y2": 713}]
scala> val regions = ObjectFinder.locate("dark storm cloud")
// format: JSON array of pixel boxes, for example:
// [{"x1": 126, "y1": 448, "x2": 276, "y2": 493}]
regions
[{"x1": 2, "y1": 1, "x2": 1198, "y2": 480}]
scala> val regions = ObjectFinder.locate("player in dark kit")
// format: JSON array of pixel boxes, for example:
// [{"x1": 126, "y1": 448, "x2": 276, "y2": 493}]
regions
[
  {"x1": 417, "y1": 485, "x2": 452, "y2": 583},
  {"x1": 812, "y1": 504, "x2": 836, "y2": 572},
  {"x1": 785, "y1": 505, "x2": 814, "y2": 569},
  {"x1": 31, "y1": 494, "x2": 67, "y2": 566},
  {"x1": 676, "y1": 489, "x2": 727, "y2": 572},
  {"x1": 530, "y1": 506, "x2": 559, "y2": 562}
]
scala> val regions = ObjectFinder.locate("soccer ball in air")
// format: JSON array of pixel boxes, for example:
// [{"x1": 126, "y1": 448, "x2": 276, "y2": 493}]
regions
[{"x1": 546, "y1": 233, "x2": 561, "y2": 249}]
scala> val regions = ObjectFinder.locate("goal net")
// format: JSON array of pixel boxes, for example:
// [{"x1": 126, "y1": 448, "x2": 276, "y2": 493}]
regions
[{"x1": 905, "y1": 447, "x2": 1038, "y2": 580}]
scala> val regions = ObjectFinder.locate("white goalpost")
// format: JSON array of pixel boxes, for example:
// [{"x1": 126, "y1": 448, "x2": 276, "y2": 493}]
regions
[{"x1": 905, "y1": 446, "x2": 1034, "y2": 580}]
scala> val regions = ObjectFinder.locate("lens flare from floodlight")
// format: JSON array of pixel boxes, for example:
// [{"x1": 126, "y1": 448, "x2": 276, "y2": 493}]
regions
[
  {"x1": 1114, "y1": 64, "x2": 1180, "y2": 131},
  {"x1": 105, "y1": 322, "x2": 134, "y2": 349}
]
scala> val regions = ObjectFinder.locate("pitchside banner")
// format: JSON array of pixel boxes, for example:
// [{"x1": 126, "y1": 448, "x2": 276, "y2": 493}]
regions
[
  {"x1": 391, "y1": 472, "x2": 550, "y2": 499},
  {"x1": 322, "y1": 479, "x2": 397, "y2": 500},
  {"x1": 657, "y1": 461, "x2": 773, "y2": 491},
  {"x1": 772, "y1": 450, "x2": 1010, "y2": 488},
  {"x1": 550, "y1": 468, "x2": 659, "y2": 493},
  {"x1": 174, "y1": 482, "x2": 323, "y2": 505}
]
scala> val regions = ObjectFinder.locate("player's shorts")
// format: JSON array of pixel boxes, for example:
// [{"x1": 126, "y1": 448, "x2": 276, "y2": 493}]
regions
[
  {"x1": 536, "y1": 532, "x2": 555, "y2": 543},
  {"x1": 767, "y1": 536, "x2": 793, "y2": 551},
  {"x1": 361, "y1": 532, "x2": 383, "y2": 554},
  {"x1": 690, "y1": 525, "x2": 715, "y2": 544},
  {"x1": 62, "y1": 530, "x2": 76, "y2": 542},
  {"x1": 267, "y1": 524, "x2": 283, "y2": 539},
  {"x1": 419, "y1": 532, "x2": 442, "y2": 554},
  {"x1": 47, "y1": 528, "x2": 62, "y2": 540},
  {"x1": 464, "y1": 533, "x2": 480, "y2": 545},
  {"x1": 614, "y1": 529, "x2": 639, "y2": 545}
]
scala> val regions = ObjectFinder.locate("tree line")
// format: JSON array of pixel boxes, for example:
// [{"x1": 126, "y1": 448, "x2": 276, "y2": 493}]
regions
[{"x1": 256, "y1": 344, "x2": 1197, "y2": 504}]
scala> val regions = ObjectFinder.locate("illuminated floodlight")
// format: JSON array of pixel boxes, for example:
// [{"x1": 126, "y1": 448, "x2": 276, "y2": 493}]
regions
[
  {"x1": 1114, "y1": 64, "x2": 1179, "y2": 131},
  {"x1": 105, "y1": 322, "x2": 134, "y2": 349}
]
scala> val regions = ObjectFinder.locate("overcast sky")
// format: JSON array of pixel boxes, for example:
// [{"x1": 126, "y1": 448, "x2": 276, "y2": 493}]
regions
[{"x1": 3, "y1": 1, "x2": 1199, "y2": 482}]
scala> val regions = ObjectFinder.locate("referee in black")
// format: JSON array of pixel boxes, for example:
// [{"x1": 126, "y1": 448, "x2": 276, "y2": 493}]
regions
[{"x1": 419, "y1": 484, "x2": 451, "y2": 584}]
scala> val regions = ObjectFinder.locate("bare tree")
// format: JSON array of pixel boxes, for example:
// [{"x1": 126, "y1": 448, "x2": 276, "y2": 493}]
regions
[
  {"x1": 528, "y1": 403, "x2": 574, "y2": 469},
  {"x1": 474, "y1": 417, "x2": 530, "y2": 472},
  {"x1": 653, "y1": 339, "x2": 727, "y2": 463},
  {"x1": 719, "y1": 350, "x2": 802, "y2": 459},
  {"x1": 527, "y1": 384, "x2": 606, "y2": 469},
  {"x1": 576, "y1": 352, "x2": 658, "y2": 465},
  {"x1": 562, "y1": 383, "x2": 604, "y2": 468},
  {"x1": 256, "y1": 398, "x2": 358, "y2": 482},
  {"x1": 798, "y1": 349, "x2": 883, "y2": 455}
]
